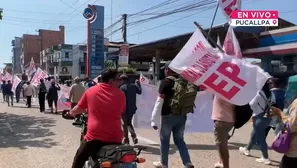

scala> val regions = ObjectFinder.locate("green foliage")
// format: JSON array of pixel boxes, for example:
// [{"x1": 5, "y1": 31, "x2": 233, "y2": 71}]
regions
[{"x1": 104, "y1": 60, "x2": 114, "y2": 69}]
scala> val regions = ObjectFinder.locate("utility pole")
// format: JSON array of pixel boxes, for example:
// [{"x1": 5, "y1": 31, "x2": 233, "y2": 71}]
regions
[
  {"x1": 0, "y1": 8, "x2": 3, "y2": 20},
  {"x1": 122, "y1": 14, "x2": 127, "y2": 43}
]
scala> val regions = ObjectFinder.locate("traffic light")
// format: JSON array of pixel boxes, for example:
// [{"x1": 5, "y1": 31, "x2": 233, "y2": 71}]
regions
[{"x1": 0, "y1": 8, "x2": 2, "y2": 20}]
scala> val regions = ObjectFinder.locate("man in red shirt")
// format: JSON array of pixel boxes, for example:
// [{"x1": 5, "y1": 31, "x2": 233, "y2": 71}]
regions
[{"x1": 70, "y1": 69, "x2": 126, "y2": 168}]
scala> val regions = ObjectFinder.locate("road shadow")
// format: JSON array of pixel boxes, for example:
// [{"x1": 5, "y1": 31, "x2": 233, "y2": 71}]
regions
[
  {"x1": 11, "y1": 105, "x2": 39, "y2": 109},
  {"x1": 0, "y1": 112, "x2": 58, "y2": 149},
  {"x1": 143, "y1": 142, "x2": 246, "y2": 155}
]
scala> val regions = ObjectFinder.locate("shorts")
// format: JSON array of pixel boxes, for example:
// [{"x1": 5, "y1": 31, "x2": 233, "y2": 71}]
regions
[{"x1": 214, "y1": 120, "x2": 234, "y2": 144}]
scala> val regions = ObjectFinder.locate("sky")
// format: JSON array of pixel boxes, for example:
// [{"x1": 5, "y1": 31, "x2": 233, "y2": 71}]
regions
[{"x1": 0, "y1": 0, "x2": 296, "y2": 68}]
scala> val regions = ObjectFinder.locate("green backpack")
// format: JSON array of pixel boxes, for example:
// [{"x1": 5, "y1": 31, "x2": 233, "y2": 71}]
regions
[{"x1": 167, "y1": 76, "x2": 198, "y2": 115}]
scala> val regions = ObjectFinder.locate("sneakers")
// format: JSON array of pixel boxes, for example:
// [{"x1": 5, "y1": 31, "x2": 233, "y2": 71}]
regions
[
  {"x1": 239, "y1": 147, "x2": 250, "y2": 156},
  {"x1": 153, "y1": 161, "x2": 193, "y2": 168},
  {"x1": 214, "y1": 162, "x2": 223, "y2": 168},
  {"x1": 256, "y1": 157, "x2": 271, "y2": 165},
  {"x1": 153, "y1": 161, "x2": 168, "y2": 168}
]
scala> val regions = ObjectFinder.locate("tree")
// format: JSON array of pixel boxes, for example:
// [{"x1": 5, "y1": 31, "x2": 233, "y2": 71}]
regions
[{"x1": 104, "y1": 60, "x2": 114, "y2": 69}]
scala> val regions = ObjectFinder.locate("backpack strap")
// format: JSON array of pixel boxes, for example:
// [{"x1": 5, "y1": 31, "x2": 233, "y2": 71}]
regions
[{"x1": 228, "y1": 127, "x2": 236, "y2": 140}]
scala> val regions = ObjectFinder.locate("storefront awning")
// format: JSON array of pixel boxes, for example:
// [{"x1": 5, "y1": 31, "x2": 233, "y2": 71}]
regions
[{"x1": 244, "y1": 42, "x2": 297, "y2": 58}]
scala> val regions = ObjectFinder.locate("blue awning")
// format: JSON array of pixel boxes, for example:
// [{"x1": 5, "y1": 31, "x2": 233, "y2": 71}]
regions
[{"x1": 233, "y1": 26, "x2": 264, "y2": 34}]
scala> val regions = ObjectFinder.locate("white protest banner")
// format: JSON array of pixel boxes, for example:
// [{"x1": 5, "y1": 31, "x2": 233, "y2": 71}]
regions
[
  {"x1": 31, "y1": 67, "x2": 48, "y2": 86},
  {"x1": 135, "y1": 83, "x2": 214, "y2": 133},
  {"x1": 2, "y1": 72, "x2": 12, "y2": 81},
  {"x1": 218, "y1": 0, "x2": 242, "y2": 19},
  {"x1": 139, "y1": 72, "x2": 150, "y2": 84},
  {"x1": 169, "y1": 28, "x2": 270, "y2": 105},
  {"x1": 12, "y1": 75, "x2": 21, "y2": 93},
  {"x1": 57, "y1": 85, "x2": 71, "y2": 111},
  {"x1": 223, "y1": 26, "x2": 242, "y2": 59}
]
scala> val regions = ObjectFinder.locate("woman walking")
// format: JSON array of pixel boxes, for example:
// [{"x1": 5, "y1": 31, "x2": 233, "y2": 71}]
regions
[
  {"x1": 239, "y1": 81, "x2": 275, "y2": 165},
  {"x1": 46, "y1": 81, "x2": 60, "y2": 114},
  {"x1": 271, "y1": 101, "x2": 297, "y2": 168}
]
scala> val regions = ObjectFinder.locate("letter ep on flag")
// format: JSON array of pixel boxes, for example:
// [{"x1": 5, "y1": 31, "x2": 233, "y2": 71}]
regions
[{"x1": 169, "y1": 28, "x2": 270, "y2": 105}]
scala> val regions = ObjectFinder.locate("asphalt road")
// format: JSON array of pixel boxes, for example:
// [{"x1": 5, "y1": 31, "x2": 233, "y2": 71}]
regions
[{"x1": 0, "y1": 98, "x2": 282, "y2": 168}]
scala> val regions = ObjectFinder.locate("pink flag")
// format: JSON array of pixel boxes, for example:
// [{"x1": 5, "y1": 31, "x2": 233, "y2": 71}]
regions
[
  {"x1": 31, "y1": 67, "x2": 48, "y2": 86},
  {"x1": 218, "y1": 0, "x2": 242, "y2": 19},
  {"x1": 2, "y1": 72, "x2": 12, "y2": 81},
  {"x1": 223, "y1": 26, "x2": 242, "y2": 59}
]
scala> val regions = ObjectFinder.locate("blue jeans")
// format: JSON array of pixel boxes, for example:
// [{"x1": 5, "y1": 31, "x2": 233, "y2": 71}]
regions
[
  {"x1": 247, "y1": 112, "x2": 271, "y2": 158},
  {"x1": 160, "y1": 114, "x2": 191, "y2": 166}
]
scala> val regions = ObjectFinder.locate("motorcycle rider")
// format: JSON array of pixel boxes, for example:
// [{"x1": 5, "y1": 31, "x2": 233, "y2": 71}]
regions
[{"x1": 69, "y1": 69, "x2": 126, "y2": 168}]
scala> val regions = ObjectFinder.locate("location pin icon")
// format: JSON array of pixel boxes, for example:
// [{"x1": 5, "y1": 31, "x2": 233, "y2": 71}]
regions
[{"x1": 273, "y1": 20, "x2": 277, "y2": 25}]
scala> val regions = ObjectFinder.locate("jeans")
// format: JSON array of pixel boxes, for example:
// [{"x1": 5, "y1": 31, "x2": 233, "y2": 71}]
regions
[
  {"x1": 122, "y1": 112, "x2": 137, "y2": 141},
  {"x1": 246, "y1": 112, "x2": 271, "y2": 158},
  {"x1": 6, "y1": 94, "x2": 13, "y2": 106},
  {"x1": 160, "y1": 114, "x2": 191, "y2": 166}
]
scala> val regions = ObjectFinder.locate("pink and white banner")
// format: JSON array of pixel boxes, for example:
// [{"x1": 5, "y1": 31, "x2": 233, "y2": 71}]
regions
[
  {"x1": 135, "y1": 83, "x2": 214, "y2": 132},
  {"x1": 218, "y1": 0, "x2": 242, "y2": 19},
  {"x1": 12, "y1": 75, "x2": 21, "y2": 93},
  {"x1": 223, "y1": 26, "x2": 242, "y2": 59},
  {"x1": 57, "y1": 85, "x2": 71, "y2": 111},
  {"x1": 169, "y1": 28, "x2": 270, "y2": 105},
  {"x1": 2, "y1": 72, "x2": 12, "y2": 82},
  {"x1": 31, "y1": 68, "x2": 48, "y2": 86},
  {"x1": 139, "y1": 72, "x2": 150, "y2": 84}
]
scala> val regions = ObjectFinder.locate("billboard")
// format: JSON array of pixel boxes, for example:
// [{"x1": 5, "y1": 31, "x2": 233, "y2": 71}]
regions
[{"x1": 83, "y1": 5, "x2": 105, "y2": 79}]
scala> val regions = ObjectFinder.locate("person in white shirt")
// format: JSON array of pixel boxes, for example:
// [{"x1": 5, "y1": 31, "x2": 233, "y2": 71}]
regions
[
  {"x1": 239, "y1": 81, "x2": 275, "y2": 165},
  {"x1": 24, "y1": 81, "x2": 35, "y2": 108}
]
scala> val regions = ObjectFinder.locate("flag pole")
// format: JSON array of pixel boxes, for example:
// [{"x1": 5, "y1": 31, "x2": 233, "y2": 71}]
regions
[
  {"x1": 194, "y1": 21, "x2": 224, "y2": 53},
  {"x1": 207, "y1": 2, "x2": 220, "y2": 40}
]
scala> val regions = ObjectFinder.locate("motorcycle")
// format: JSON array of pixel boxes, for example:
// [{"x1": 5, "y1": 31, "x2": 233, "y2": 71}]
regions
[{"x1": 62, "y1": 110, "x2": 147, "y2": 168}]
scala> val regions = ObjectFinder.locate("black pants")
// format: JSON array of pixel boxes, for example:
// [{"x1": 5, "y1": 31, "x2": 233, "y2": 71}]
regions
[
  {"x1": 72, "y1": 139, "x2": 120, "y2": 168},
  {"x1": 279, "y1": 155, "x2": 297, "y2": 168},
  {"x1": 26, "y1": 96, "x2": 32, "y2": 107},
  {"x1": 48, "y1": 98, "x2": 58, "y2": 108},
  {"x1": 38, "y1": 92, "x2": 46, "y2": 112},
  {"x1": 122, "y1": 112, "x2": 136, "y2": 140}
]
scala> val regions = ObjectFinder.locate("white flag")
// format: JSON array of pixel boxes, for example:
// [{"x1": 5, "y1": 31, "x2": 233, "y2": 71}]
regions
[
  {"x1": 216, "y1": 35, "x2": 222, "y2": 49},
  {"x1": 139, "y1": 72, "x2": 150, "y2": 84},
  {"x1": 26, "y1": 57, "x2": 36, "y2": 77},
  {"x1": 223, "y1": 26, "x2": 242, "y2": 59},
  {"x1": 169, "y1": 28, "x2": 270, "y2": 105},
  {"x1": 12, "y1": 75, "x2": 21, "y2": 93},
  {"x1": 218, "y1": 0, "x2": 242, "y2": 19}
]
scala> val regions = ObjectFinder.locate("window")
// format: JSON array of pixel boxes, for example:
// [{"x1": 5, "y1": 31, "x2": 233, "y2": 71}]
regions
[
  {"x1": 80, "y1": 65, "x2": 86, "y2": 74},
  {"x1": 65, "y1": 52, "x2": 69, "y2": 59}
]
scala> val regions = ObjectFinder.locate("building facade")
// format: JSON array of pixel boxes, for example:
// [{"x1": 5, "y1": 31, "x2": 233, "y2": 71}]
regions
[
  {"x1": 41, "y1": 44, "x2": 86, "y2": 80},
  {"x1": 11, "y1": 37, "x2": 22, "y2": 74},
  {"x1": 244, "y1": 26, "x2": 297, "y2": 77},
  {"x1": 21, "y1": 26, "x2": 65, "y2": 69}
]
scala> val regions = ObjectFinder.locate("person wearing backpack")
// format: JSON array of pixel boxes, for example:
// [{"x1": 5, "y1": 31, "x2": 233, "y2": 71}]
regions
[
  {"x1": 151, "y1": 62, "x2": 196, "y2": 168},
  {"x1": 239, "y1": 81, "x2": 275, "y2": 165}
]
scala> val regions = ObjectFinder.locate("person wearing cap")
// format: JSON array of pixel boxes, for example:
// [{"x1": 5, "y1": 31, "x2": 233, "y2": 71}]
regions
[
  {"x1": 119, "y1": 74, "x2": 142, "y2": 145},
  {"x1": 151, "y1": 61, "x2": 194, "y2": 168},
  {"x1": 69, "y1": 77, "x2": 86, "y2": 123}
]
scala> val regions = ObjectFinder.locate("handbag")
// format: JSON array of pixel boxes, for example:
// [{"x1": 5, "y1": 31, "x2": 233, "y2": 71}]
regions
[{"x1": 271, "y1": 123, "x2": 291, "y2": 154}]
